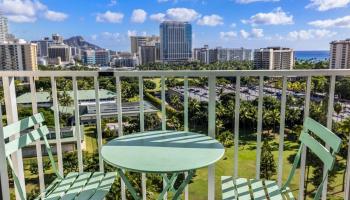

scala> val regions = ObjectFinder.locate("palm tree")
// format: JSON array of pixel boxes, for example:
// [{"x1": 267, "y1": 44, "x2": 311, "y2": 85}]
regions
[
  {"x1": 169, "y1": 94, "x2": 182, "y2": 110},
  {"x1": 263, "y1": 109, "x2": 280, "y2": 135}
]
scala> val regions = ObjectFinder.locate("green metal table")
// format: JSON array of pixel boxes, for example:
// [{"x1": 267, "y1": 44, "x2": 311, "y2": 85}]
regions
[{"x1": 101, "y1": 130, "x2": 225, "y2": 200}]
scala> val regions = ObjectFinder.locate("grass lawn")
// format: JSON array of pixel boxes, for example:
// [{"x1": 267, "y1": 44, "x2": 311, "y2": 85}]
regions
[
  {"x1": 188, "y1": 136, "x2": 346, "y2": 200},
  {"x1": 11, "y1": 128, "x2": 346, "y2": 200},
  {"x1": 84, "y1": 126, "x2": 98, "y2": 154}
]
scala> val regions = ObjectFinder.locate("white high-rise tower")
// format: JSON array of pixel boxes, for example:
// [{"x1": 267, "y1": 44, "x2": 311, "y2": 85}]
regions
[{"x1": 0, "y1": 14, "x2": 8, "y2": 43}]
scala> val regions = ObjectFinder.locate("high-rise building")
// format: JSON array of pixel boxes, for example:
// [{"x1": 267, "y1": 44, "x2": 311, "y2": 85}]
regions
[
  {"x1": 112, "y1": 52, "x2": 137, "y2": 68},
  {"x1": 95, "y1": 50, "x2": 110, "y2": 66},
  {"x1": 254, "y1": 47, "x2": 294, "y2": 70},
  {"x1": 48, "y1": 44, "x2": 71, "y2": 64},
  {"x1": 193, "y1": 45, "x2": 210, "y2": 64},
  {"x1": 160, "y1": 21, "x2": 192, "y2": 63},
  {"x1": 52, "y1": 33, "x2": 64, "y2": 44},
  {"x1": 0, "y1": 41, "x2": 38, "y2": 71},
  {"x1": 34, "y1": 37, "x2": 52, "y2": 57},
  {"x1": 82, "y1": 49, "x2": 96, "y2": 65},
  {"x1": 70, "y1": 46, "x2": 81, "y2": 59},
  {"x1": 217, "y1": 47, "x2": 252, "y2": 62},
  {"x1": 0, "y1": 14, "x2": 8, "y2": 43},
  {"x1": 330, "y1": 39, "x2": 350, "y2": 69},
  {"x1": 139, "y1": 45, "x2": 156, "y2": 65},
  {"x1": 130, "y1": 35, "x2": 160, "y2": 56}
]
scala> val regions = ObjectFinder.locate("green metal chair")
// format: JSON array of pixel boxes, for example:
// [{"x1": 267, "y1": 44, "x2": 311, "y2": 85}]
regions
[
  {"x1": 3, "y1": 113, "x2": 116, "y2": 200},
  {"x1": 221, "y1": 117, "x2": 342, "y2": 200}
]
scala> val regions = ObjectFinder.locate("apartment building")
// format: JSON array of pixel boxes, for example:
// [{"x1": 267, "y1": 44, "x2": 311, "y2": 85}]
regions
[
  {"x1": 0, "y1": 41, "x2": 38, "y2": 71},
  {"x1": 330, "y1": 39, "x2": 350, "y2": 69},
  {"x1": 254, "y1": 47, "x2": 294, "y2": 70}
]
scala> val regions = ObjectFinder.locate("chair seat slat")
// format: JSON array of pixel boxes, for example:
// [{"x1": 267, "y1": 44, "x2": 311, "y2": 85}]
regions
[
  {"x1": 236, "y1": 178, "x2": 251, "y2": 200},
  {"x1": 88, "y1": 172, "x2": 116, "y2": 200},
  {"x1": 221, "y1": 176, "x2": 236, "y2": 200},
  {"x1": 44, "y1": 172, "x2": 79, "y2": 200},
  {"x1": 265, "y1": 180, "x2": 283, "y2": 200},
  {"x1": 75, "y1": 172, "x2": 105, "y2": 200},
  {"x1": 249, "y1": 179, "x2": 267, "y2": 200},
  {"x1": 60, "y1": 172, "x2": 92, "y2": 200}
]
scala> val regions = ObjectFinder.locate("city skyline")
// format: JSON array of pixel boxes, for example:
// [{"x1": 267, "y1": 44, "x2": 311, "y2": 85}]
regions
[{"x1": 1, "y1": 0, "x2": 350, "y2": 51}]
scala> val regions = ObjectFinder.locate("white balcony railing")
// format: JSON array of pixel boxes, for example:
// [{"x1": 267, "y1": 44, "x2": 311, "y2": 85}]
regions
[{"x1": 0, "y1": 70, "x2": 350, "y2": 200}]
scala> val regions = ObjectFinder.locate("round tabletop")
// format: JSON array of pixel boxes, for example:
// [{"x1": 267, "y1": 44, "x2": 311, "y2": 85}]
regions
[{"x1": 101, "y1": 131, "x2": 225, "y2": 173}]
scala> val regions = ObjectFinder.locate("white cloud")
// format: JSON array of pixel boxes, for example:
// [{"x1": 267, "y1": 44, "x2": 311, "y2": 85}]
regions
[
  {"x1": 287, "y1": 29, "x2": 337, "y2": 40},
  {"x1": 240, "y1": 30, "x2": 250, "y2": 39},
  {"x1": 150, "y1": 13, "x2": 166, "y2": 22},
  {"x1": 236, "y1": 0, "x2": 279, "y2": 3},
  {"x1": 230, "y1": 23, "x2": 237, "y2": 28},
  {"x1": 131, "y1": 9, "x2": 147, "y2": 23},
  {"x1": 166, "y1": 8, "x2": 200, "y2": 21},
  {"x1": 96, "y1": 11, "x2": 124, "y2": 23},
  {"x1": 127, "y1": 30, "x2": 137, "y2": 37},
  {"x1": 239, "y1": 29, "x2": 264, "y2": 39},
  {"x1": 306, "y1": 0, "x2": 350, "y2": 11},
  {"x1": 150, "y1": 8, "x2": 200, "y2": 22},
  {"x1": 251, "y1": 28, "x2": 264, "y2": 38},
  {"x1": 220, "y1": 31, "x2": 237, "y2": 40},
  {"x1": 197, "y1": 14, "x2": 223, "y2": 26},
  {"x1": 44, "y1": 10, "x2": 68, "y2": 22},
  {"x1": 0, "y1": 0, "x2": 68, "y2": 23},
  {"x1": 309, "y1": 15, "x2": 350, "y2": 28},
  {"x1": 7, "y1": 15, "x2": 36, "y2": 23},
  {"x1": 242, "y1": 7, "x2": 293, "y2": 25}
]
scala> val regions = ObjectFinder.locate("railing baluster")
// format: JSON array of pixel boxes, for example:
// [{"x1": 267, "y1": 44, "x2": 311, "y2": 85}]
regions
[
  {"x1": 322, "y1": 75, "x2": 336, "y2": 200},
  {"x1": 139, "y1": 76, "x2": 145, "y2": 132},
  {"x1": 116, "y1": 76, "x2": 126, "y2": 200},
  {"x1": 184, "y1": 76, "x2": 189, "y2": 132},
  {"x1": 184, "y1": 76, "x2": 189, "y2": 200},
  {"x1": 277, "y1": 76, "x2": 287, "y2": 186},
  {"x1": 94, "y1": 76, "x2": 104, "y2": 172},
  {"x1": 0, "y1": 99, "x2": 10, "y2": 200},
  {"x1": 30, "y1": 76, "x2": 45, "y2": 194},
  {"x1": 256, "y1": 76, "x2": 263, "y2": 179},
  {"x1": 50, "y1": 76, "x2": 64, "y2": 176},
  {"x1": 73, "y1": 77, "x2": 83, "y2": 173},
  {"x1": 299, "y1": 75, "x2": 311, "y2": 200},
  {"x1": 208, "y1": 75, "x2": 216, "y2": 200},
  {"x1": 161, "y1": 76, "x2": 167, "y2": 199},
  {"x1": 161, "y1": 76, "x2": 166, "y2": 131},
  {"x1": 234, "y1": 76, "x2": 241, "y2": 179},
  {"x1": 3, "y1": 76, "x2": 26, "y2": 200},
  {"x1": 139, "y1": 76, "x2": 147, "y2": 200},
  {"x1": 345, "y1": 134, "x2": 350, "y2": 200}
]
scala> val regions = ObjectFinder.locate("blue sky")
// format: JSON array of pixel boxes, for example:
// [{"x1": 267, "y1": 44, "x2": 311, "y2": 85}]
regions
[{"x1": 2, "y1": 0, "x2": 350, "y2": 51}]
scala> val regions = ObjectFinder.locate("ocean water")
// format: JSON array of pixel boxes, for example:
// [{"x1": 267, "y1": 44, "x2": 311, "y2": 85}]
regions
[{"x1": 295, "y1": 51, "x2": 329, "y2": 61}]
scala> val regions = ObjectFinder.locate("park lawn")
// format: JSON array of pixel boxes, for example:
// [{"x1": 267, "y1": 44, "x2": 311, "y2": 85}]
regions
[
  {"x1": 84, "y1": 126, "x2": 98, "y2": 154},
  {"x1": 188, "y1": 137, "x2": 346, "y2": 200},
  {"x1": 145, "y1": 77, "x2": 185, "y2": 93},
  {"x1": 12, "y1": 129, "x2": 346, "y2": 200},
  {"x1": 145, "y1": 78, "x2": 161, "y2": 92}
]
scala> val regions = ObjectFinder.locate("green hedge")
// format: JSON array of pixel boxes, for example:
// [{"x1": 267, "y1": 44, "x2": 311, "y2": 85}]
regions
[{"x1": 144, "y1": 92, "x2": 178, "y2": 116}]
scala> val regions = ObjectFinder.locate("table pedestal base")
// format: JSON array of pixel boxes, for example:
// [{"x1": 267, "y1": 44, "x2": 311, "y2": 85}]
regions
[{"x1": 116, "y1": 169, "x2": 195, "y2": 200}]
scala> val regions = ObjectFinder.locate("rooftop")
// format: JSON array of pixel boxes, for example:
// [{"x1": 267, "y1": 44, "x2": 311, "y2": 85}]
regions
[{"x1": 16, "y1": 89, "x2": 116, "y2": 104}]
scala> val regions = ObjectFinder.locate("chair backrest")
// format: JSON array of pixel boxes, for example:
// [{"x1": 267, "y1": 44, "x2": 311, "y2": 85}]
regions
[
  {"x1": 3, "y1": 113, "x2": 62, "y2": 200},
  {"x1": 282, "y1": 117, "x2": 342, "y2": 200}
]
